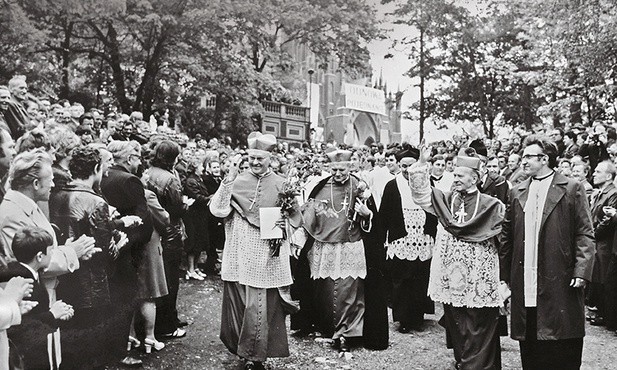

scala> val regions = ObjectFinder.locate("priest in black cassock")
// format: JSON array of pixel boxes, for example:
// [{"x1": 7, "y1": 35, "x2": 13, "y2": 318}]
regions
[
  {"x1": 379, "y1": 146, "x2": 437, "y2": 333},
  {"x1": 408, "y1": 147, "x2": 506, "y2": 370},
  {"x1": 292, "y1": 149, "x2": 388, "y2": 352}
]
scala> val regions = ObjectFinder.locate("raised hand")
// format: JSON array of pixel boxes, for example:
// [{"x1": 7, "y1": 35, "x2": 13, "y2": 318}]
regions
[{"x1": 224, "y1": 154, "x2": 242, "y2": 184}]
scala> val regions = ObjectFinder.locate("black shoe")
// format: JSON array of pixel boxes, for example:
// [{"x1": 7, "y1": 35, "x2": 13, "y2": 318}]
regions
[
  {"x1": 398, "y1": 325, "x2": 411, "y2": 334},
  {"x1": 119, "y1": 356, "x2": 142, "y2": 367},
  {"x1": 177, "y1": 320, "x2": 188, "y2": 327},
  {"x1": 590, "y1": 317, "x2": 605, "y2": 326}
]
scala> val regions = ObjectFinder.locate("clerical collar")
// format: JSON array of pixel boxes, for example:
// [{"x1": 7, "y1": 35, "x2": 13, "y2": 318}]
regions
[
  {"x1": 462, "y1": 186, "x2": 478, "y2": 194},
  {"x1": 532, "y1": 170, "x2": 554, "y2": 181},
  {"x1": 250, "y1": 169, "x2": 272, "y2": 178}
]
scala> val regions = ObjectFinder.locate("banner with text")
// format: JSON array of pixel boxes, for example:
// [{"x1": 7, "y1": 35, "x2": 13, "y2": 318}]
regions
[{"x1": 342, "y1": 83, "x2": 386, "y2": 116}]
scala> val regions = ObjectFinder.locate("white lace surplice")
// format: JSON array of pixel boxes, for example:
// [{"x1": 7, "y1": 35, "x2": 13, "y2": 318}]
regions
[
  {"x1": 386, "y1": 208, "x2": 433, "y2": 262},
  {"x1": 211, "y1": 181, "x2": 293, "y2": 289},
  {"x1": 308, "y1": 240, "x2": 367, "y2": 280},
  {"x1": 428, "y1": 227, "x2": 501, "y2": 308}
]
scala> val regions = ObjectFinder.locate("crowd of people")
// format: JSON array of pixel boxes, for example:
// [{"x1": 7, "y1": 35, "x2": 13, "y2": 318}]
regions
[{"x1": 0, "y1": 72, "x2": 615, "y2": 370}]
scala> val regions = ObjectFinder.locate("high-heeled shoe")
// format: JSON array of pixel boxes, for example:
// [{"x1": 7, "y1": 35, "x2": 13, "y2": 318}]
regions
[
  {"x1": 127, "y1": 336, "x2": 141, "y2": 351},
  {"x1": 186, "y1": 271, "x2": 204, "y2": 281},
  {"x1": 144, "y1": 338, "x2": 165, "y2": 353}
]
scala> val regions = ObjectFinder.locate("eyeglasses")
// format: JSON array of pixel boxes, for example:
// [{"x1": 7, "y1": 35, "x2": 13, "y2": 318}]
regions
[{"x1": 522, "y1": 154, "x2": 546, "y2": 160}]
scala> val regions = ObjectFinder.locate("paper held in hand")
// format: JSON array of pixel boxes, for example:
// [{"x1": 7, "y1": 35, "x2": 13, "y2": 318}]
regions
[{"x1": 259, "y1": 207, "x2": 283, "y2": 239}]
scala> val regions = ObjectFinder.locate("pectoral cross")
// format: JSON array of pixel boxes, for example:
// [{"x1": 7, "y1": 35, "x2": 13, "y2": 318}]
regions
[
  {"x1": 455, "y1": 203, "x2": 467, "y2": 223},
  {"x1": 341, "y1": 195, "x2": 349, "y2": 210}
]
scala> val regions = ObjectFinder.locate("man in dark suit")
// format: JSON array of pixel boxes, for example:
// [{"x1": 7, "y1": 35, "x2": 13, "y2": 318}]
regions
[
  {"x1": 0, "y1": 227, "x2": 74, "y2": 369},
  {"x1": 3, "y1": 76, "x2": 31, "y2": 139},
  {"x1": 587, "y1": 161, "x2": 617, "y2": 327},
  {"x1": 100, "y1": 140, "x2": 153, "y2": 367},
  {"x1": 501, "y1": 135, "x2": 595, "y2": 370}
]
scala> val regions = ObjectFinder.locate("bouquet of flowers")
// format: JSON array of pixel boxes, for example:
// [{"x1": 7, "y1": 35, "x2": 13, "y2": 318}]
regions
[
  {"x1": 351, "y1": 180, "x2": 371, "y2": 223},
  {"x1": 269, "y1": 174, "x2": 302, "y2": 257}
]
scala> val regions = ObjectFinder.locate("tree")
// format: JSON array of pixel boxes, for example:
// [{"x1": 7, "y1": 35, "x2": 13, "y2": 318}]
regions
[{"x1": 384, "y1": 0, "x2": 470, "y2": 141}]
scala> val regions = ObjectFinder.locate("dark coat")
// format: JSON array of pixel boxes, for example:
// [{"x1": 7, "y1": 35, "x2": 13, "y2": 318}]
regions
[
  {"x1": 203, "y1": 173, "x2": 225, "y2": 250},
  {"x1": 379, "y1": 178, "x2": 437, "y2": 243},
  {"x1": 480, "y1": 172, "x2": 509, "y2": 205},
  {"x1": 49, "y1": 184, "x2": 117, "y2": 309},
  {"x1": 0, "y1": 262, "x2": 57, "y2": 370},
  {"x1": 292, "y1": 175, "x2": 389, "y2": 350},
  {"x1": 101, "y1": 165, "x2": 153, "y2": 248},
  {"x1": 101, "y1": 165, "x2": 153, "y2": 299},
  {"x1": 590, "y1": 183, "x2": 617, "y2": 283},
  {"x1": 183, "y1": 173, "x2": 210, "y2": 253},
  {"x1": 500, "y1": 172, "x2": 595, "y2": 340}
]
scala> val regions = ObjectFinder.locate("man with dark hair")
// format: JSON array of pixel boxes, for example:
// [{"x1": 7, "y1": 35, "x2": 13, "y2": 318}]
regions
[
  {"x1": 549, "y1": 128, "x2": 565, "y2": 157},
  {"x1": 380, "y1": 147, "x2": 437, "y2": 333},
  {"x1": 501, "y1": 134, "x2": 594, "y2": 370},
  {"x1": 0, "y1": 227, "x2": 75, "y2": 369},
  {"x1": 563, "y1": 131, "x2": 579, "y2": 159}
]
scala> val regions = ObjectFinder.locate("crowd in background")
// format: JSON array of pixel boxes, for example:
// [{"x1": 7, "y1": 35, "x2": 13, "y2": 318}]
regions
[{"x1": 0, "y1": 72, "x2": 616, "y2": 370}]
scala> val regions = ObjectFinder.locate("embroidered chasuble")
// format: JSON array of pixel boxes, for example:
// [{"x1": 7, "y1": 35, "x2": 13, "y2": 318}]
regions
[{"x1": 408, "y1": 167, "x2": 504, "y2": 307}]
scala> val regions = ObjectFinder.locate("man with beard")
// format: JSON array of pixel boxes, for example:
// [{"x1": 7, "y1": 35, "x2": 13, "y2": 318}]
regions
[
  {"x1": 294, "y1": 149, "x2": 388, "y2": 353},
  {"x1": 209, "y1": 132, "x2": 296, "y2": 370},
  {"x1": 379, "y1": 146, "x2": 437, "y2": 333},
  {"x1": 408, "y1": 147, "x2": 505, "y2": 369}
]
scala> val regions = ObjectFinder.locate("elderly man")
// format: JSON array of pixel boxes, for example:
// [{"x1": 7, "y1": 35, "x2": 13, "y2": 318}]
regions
[
  {"x1": 295, "y1": 149, "x2": 388, "y2": 352},
  {"x1": 0, "y1": 128, "x2": 16, "y2": 202},
  {"x1": 586, "y1": 161, "x2": 617, "y2": 328},
  {"x1": 501, "y1": 135, "x2": 595, "y2": 370},
  {"x1": 0, "y1": 149, "x2": 96, "y2": 302},
  {"x1": 408, "y1": 148, "x2": 505, "y2": 370},
  {"x1": 380, "y1": 147, "x2": 437, "y2": 333},
  {"x1": 101, "y1": 140, "x2": 154, "y2": 367},
  {"x1": 210, "y1": 132, "x2": 296, "y2": 370},
  {"x1": 0, "y1": 86, "x2": 11, "y2": 133},
  {"x1": 4, "y1": 76, "x2": 31, "y2": 139}
]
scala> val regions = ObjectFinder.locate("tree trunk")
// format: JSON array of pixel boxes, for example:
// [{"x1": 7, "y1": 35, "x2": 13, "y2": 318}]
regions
[
  {"x1": 133, "y1": 33, "x2": 168, "y2": 119},
  {"x1": 59, "y1": 21, "x2": 73, "y2": 99},
  {"x1": 103, "y1": 23, "x2": 132, "y2": 113}
]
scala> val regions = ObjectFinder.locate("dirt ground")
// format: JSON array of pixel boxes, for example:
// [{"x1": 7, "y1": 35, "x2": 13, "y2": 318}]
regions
[{"x1": 108, "y1": 276, "x2": 617, "y2": 370}]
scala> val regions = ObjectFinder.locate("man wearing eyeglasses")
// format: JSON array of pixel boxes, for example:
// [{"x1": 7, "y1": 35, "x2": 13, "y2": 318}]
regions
[{"x1": 501, "y1": 135, "x2": 594, "y2": 370}]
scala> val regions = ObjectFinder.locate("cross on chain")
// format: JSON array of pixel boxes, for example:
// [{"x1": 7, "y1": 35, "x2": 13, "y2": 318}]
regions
[
  {"x1": 341, "y1": 195, "x2": 349, "y2": 210},
  {"x1": 455, "y1": 203, "x2": 467, "y2": 223}
]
